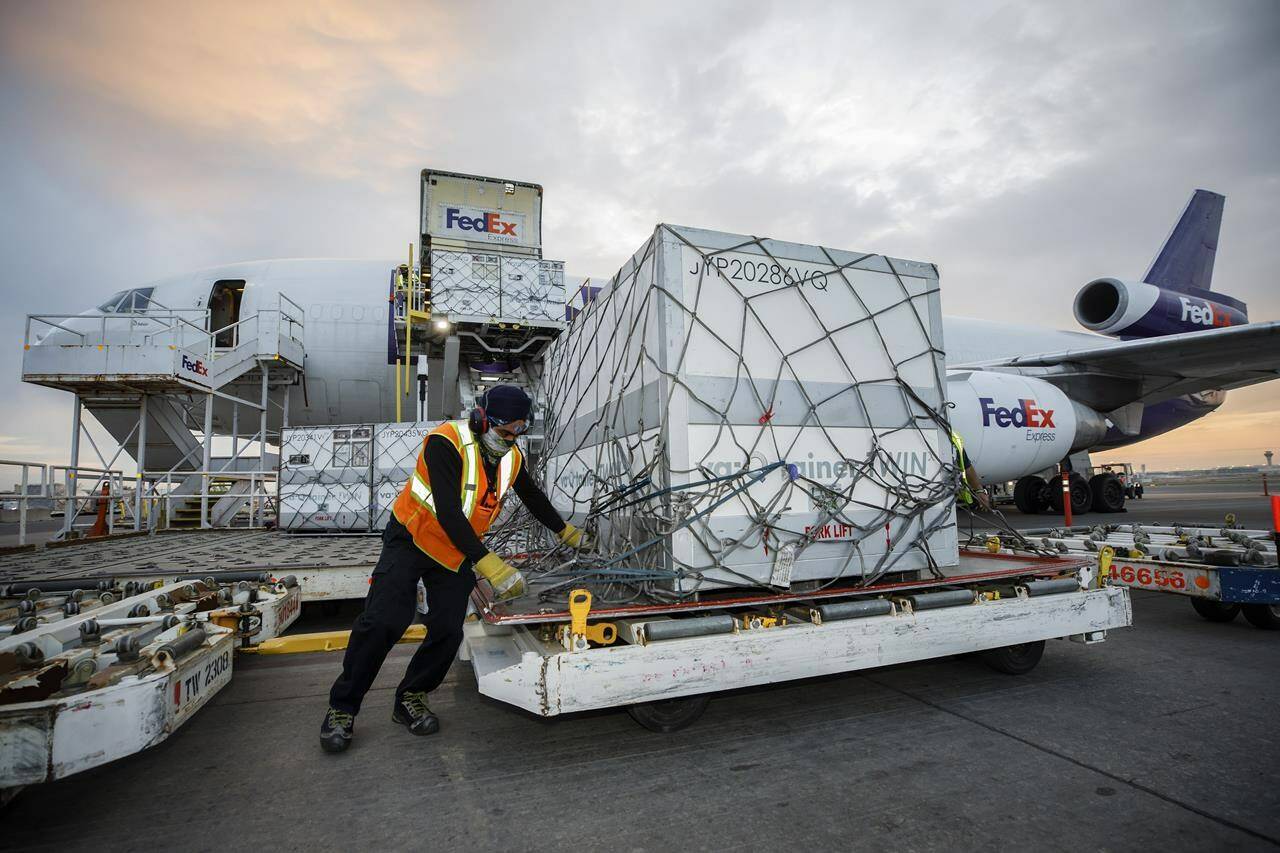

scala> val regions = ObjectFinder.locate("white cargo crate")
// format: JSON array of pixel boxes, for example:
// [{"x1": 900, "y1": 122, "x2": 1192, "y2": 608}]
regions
[
  {"x1": 541, "y1": 224, "x2": 956, "y2": 591},
  {"x1": 421, "y1": 169, "x2": 543, "y2": 255},
  {"x1": 371, "y1": 421, "x2": 438, "y2": 529},
  {"x1": 429, "y1": 250, "x2": 501, "y2": 318},
  {"x1": 279, "y1": 421, "x2": 439, "y2": 533},
  {"x1": 428, "y1": 250, "x2": 566, "y2": 326},
  {"x1": 279, "y1": 425, "x2": 375, "y2": 531}
]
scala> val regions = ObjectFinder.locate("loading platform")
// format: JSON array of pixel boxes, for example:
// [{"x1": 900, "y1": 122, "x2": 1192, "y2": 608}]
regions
[
  {"x1": 0, "y1": 530, "x2": 381, "y2": 601},
  {"x1": 21, "y1": 294, "x2": 305, "y2": 538}
]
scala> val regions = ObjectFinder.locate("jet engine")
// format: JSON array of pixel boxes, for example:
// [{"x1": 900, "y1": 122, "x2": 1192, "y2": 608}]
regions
[
  {"x1": 945, "y1": 372, "x2": 1108, "y2": 484},
  {"x1": 1073, "y1": 277, "x2": 1247, "y2": 338}
]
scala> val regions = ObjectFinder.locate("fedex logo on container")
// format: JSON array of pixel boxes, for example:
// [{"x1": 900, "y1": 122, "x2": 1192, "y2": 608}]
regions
[
  {"x1": 980, "y1": 397, "x2": 1055, "y2": 429},
  {"x1": 443, "y1": 206, "x2": 522, "y2": 240},
  {"x1": 181, "y1": 354, "x2": 209, "y2": 377}
]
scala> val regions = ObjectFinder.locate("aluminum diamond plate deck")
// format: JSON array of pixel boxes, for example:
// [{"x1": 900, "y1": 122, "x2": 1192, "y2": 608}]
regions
[{"x1": 0, "y1": 530, "x2": 383, "y2": 585}]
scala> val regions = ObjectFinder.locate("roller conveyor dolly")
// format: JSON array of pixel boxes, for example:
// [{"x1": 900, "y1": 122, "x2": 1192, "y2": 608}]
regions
[
  {"x1": 993, "y1": 514, "x2": 1280, "y2": 630},
  {"x1": 460, "y1": 550, "x2": 1133, "y2": 732},
  {"x1": 0, "y1": 573, "x2": 304, "y2": 647},
  {"x1": 1095, "y1": 549, "x2": 1279, "y2": 630},
  {"x1": 0, "y1": 580, "x2": 241, "y2": 797}
]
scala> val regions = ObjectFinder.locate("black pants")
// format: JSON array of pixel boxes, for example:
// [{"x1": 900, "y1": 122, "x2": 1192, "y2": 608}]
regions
[{"x1": 328, "y1": 517, "x2": 476, "y2": 715}]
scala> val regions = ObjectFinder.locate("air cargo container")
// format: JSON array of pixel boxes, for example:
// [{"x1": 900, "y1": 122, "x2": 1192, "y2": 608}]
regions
[
  {"x1": 279, "y1": 422, "x2": 438, "y2": 532},
  {"x1": 420, "y1": 169, "x2": 543, "y2": 259},
  {"x1": 540, "y1": 224, "x2": 957, "y2": 592}
]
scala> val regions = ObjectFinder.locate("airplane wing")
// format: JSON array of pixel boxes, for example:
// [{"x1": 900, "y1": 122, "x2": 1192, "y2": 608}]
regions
[{"x1": 954, "y1": 320, "x2": 1280, "y2": 415}]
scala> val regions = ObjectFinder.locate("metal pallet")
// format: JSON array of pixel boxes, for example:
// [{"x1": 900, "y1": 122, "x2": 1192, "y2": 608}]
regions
[{"x1": 462, "y1": 553, "x2": 1131, "y2": 723}]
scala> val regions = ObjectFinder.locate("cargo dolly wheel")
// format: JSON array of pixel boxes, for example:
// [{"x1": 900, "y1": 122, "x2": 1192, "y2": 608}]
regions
[
  {"x1": 980, "y1": 640, "x2": 1045, "y2": 675},
  {"x1": 626, "y1": 694, "x2": 711, "y2": 732},
  {"x1": 1190, "y1": 598, "x2": 1241, "y2": 624},
  {"x1": 1241, "y1": 604, "x2": 1280, "y2": 630}
]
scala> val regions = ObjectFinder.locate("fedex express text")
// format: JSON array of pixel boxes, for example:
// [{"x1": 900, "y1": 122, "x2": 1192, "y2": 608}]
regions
[{"x1": 980, "y1": 397, "x2": 1058, "y2": 443}]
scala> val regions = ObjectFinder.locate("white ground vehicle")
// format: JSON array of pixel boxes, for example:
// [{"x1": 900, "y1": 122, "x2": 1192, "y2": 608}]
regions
[{"x1": 462, "y1": 550, "x2": 1131, "y2": 730}]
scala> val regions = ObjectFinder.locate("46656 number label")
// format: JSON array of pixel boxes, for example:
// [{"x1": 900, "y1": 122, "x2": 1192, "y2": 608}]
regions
[{"x1": 1112, "y1": 564, "x2": 1186, "y2": 590}]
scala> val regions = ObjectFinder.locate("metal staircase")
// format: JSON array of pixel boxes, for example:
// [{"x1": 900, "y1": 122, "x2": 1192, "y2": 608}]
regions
[
  {"x1": 168, "y1": 477, "x2": 257, "y2": 528},
  {"x1": 22, "y1": 295, "x2": 304, "y2": 535}
]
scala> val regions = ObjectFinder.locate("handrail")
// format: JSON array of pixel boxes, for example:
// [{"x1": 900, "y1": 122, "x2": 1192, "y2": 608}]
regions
[
  {"x1": 2, "y1": 454, "x2": 281, "y2": 539},
  {"x1": 139, "y1": 467, "x2": 279, "y2": 531},
  {"x1": 143, "y1": 469, "x2": 278, "y2": 482},
  {"x1": 25, "y1": 317, "x2": 88, "y2": 341},
  {"x1": 26, "y1": 293, "x2": 305, "y2": 363},
  {"x1": 0, "y1": 459, "x2": 50, "y2": 502},
  {"x1": 0, "y1": 460, "x2": 53, "y2": 545}
]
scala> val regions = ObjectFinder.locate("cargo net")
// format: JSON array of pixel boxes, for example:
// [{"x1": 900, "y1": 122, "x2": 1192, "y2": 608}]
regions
[
  {"x1": 486, "y1": 226, "x2": 981, "y2": 606},
  {"x1": 278, "y1": 423, "x2": 435, "y2": 533}
]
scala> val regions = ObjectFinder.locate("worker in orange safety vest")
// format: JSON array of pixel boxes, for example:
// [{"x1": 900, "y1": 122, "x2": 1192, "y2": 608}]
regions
[{"x1": 320, "y1": 384, "x2": 589, "y2": 753}]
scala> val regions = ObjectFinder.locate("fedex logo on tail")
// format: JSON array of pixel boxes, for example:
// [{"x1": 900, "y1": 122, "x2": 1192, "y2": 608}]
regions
[
  {"x1": 1179, "y1": 296, "x2": 1233, "y2": 327},
  {"x1": 441, "y1": 205, "x2": 524, "y2": 242},
  {"x1": 980, "y1": 397, "x2": 1055, "y2": 429}
]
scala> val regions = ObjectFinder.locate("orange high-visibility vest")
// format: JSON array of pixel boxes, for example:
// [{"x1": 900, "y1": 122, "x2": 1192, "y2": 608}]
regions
[{"x1": 392, "y1": 420, "x2": 523, "y2": 570}]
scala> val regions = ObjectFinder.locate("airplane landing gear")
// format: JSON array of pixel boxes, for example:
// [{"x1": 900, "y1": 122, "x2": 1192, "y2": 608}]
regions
[
  {"x1": 1013, "y1": 475, "x2": 1050, "y2": 514},
  {"x1": 1047, "y1": 472, "x2": 1092, "y2": 515},
  {"x1": 1089, "y1": 472, "x2": 1126, "y2": 513}
]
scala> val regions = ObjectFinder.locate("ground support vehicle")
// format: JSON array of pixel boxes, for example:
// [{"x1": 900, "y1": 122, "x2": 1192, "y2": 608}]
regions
[
  {"x1": 460, "y1": 551, "x2": 1132, "y2": 731},
  {"x1": 1105, "y1": 553, "x2": 1280, "y2": 629},
  {"x1": 0, "y1": 578, "x2": 301, "y2": 798},
  {"x1": 1001, "y1": 522, "x2": 1279, "y2": 629}
]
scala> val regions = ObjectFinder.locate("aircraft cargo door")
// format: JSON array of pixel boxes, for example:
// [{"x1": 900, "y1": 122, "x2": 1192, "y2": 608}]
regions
[{"x1": 208, "y1": 280, "x2": 244, "y2": 348}]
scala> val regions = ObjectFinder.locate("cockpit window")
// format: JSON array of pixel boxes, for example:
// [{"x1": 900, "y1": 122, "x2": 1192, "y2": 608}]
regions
[
  {"x1": 123, "y1": 288, "x2": 155, "y2": 311},
  {"x1": 96, "y1": 287, "x2": 155, "y2": 313},
  {"x1": 97, "y1": 291, "x2": 128, "y2": 312}
]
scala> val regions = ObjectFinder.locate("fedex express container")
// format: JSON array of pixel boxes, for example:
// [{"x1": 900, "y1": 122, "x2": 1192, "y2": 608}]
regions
[
  {"x1": 541, "y1": 225, "x2": 957, "y2": 590},
  {"x1": 420, "y1": 169, "x2": 543, "y2": 259}
]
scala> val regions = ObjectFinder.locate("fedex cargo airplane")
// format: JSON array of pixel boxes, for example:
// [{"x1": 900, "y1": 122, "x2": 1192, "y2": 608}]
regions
[{"x1": 25, "y1": 189, "x2": 1280, "y2": 516}]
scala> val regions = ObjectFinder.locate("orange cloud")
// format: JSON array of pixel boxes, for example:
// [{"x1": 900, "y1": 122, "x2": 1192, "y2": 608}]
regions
[{"x1": 3, "y1": 1, "x2": 463, "y2": 185}]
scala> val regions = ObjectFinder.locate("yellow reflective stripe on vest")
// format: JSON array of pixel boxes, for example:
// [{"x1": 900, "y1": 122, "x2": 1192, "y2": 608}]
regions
[
  {"x1": 406, "y1": 420, "x2": 480, "y2": 517},
  {"x1": 409, "y1": 471, "x2": 435, "y2": 511},
  {"x1": 454, "y1": 420, "x2": 481, "y2": 517},
  {"x1": 950, "y1": 430, "x2": 974, "y2": 505},
  {"x1": 496, "y1": 451, "x2": 515, "y2": 500}
]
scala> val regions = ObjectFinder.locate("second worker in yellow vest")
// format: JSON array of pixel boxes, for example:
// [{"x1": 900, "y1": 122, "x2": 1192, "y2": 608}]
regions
[{"x1": 320, "y1": 384, "x2": 589, "y2": 752}]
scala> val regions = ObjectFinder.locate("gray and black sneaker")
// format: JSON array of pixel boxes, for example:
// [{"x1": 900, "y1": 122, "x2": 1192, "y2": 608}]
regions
[
  {"x1": 392, "y1": 690, "x2": 440, "y2": 736},
  {"x1": 320, "y1": 707, "x2": 355, "y2": 753}
]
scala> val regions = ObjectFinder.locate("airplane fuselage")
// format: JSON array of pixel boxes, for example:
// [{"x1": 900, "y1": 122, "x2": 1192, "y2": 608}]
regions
[{"x1": 41, "y1": 259, "x2": 1225, "y2": 454}]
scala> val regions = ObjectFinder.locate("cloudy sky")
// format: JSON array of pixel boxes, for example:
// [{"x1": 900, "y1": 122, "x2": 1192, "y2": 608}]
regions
[{"x1": 1, "y1": 0, "x2": 1277, "y2": 471}]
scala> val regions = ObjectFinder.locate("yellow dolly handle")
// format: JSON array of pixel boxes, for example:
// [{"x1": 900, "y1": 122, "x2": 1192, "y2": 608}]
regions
[{"x1": 568, "y1": 588, "x2": 616, "y2": 646}]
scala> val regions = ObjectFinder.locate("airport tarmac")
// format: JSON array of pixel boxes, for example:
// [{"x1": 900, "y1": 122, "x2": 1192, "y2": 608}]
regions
[
  {"x1": 3, "y1": 487, "x2": 1278, "y2": 851},
  {"x1": 997, "y1": 480, "x2": 1276, "y2": 532}
]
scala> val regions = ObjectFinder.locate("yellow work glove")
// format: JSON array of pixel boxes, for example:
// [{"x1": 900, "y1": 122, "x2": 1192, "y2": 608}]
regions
[
  {"x1": 474, "y1": 552, "x2": 526, "y2": 601},
  {"x1": 558, "y1": 523, "x2": 593, "y2": 550}
]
